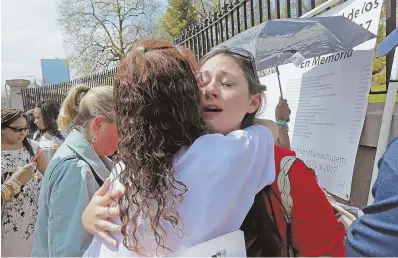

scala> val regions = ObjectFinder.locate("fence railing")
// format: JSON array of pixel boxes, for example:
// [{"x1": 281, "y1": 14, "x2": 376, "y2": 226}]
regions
[
  {"x1": 174, "y1": 0, "x2": 397, "y2": 95},
  {"x1": 20, "y1": 0, "x2": 396, "y2": 111},
  {"x1": 21, "y1": 68, "x2": 117, "y2": 112}
]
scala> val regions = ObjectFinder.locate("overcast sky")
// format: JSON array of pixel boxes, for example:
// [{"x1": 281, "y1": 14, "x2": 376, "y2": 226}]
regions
[
  {"x1": 1, "y1": 0, "x2": 168, "y2": 97},
  {"x1": 1, "y1": 0, "x2": 66, "y2": 95}
]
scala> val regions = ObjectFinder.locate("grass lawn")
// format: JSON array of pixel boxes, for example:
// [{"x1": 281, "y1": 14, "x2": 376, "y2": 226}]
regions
[{"x1": 368, "y1": 84, "x2": 398, "y2": 103}]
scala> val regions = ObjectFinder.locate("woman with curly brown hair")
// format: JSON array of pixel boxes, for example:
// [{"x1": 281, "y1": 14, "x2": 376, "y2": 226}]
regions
[{"x1": 83, "y1": 39, "x2": 275, "y2": 257}]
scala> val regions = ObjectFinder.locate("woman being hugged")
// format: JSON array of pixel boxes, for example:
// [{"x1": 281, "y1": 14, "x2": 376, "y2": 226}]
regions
[
  {"x1": 33, "y1": 100, "x2": 65, "y2": 161},
  {"x1": 1, "y1": 108, "x2": 48, "y2": 257},
  {"x1": 32, "y1": 85, "x2": 118, "y2": 257},
  {"x1": 83, "y1": 39, "x2": 275, "y2": 257},
  {"x1": 200, "y1": 47, "x2": 345, "y2": 257}
]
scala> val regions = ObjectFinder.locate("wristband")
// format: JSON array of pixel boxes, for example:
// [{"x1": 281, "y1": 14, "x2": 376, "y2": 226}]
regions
[
  {"x1": 276, "y1": 120, "x2": 289, "y2": 130},
  {"x1": 4, "y1": 179, "x2": 21, "y2": 195},
  {"x1": 1, "y1": 185, "x2": 13, "y2": 201}
]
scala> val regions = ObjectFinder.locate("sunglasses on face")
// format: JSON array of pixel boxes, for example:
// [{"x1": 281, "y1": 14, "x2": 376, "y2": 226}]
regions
[
  {"x1": 6, "y1": 126, "x2": 29, "y2": 133},
  {"x1": 203, "y1": 46, "x2": 260, "y2": 83}
]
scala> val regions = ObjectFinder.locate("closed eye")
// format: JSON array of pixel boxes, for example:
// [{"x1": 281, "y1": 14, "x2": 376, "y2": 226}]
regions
[{"x1": 221, "y1": 83, "x2": 232, "y2": 88}]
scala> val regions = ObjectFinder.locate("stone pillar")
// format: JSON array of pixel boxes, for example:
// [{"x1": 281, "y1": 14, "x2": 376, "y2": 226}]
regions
[{"x1": 5, "y1": 79, "x2": 30, "y2": 111}]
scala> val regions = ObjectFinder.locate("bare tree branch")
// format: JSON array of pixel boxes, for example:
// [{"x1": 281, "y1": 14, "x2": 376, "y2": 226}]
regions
[{"x1": 58, "y1": 0, "x2": 161, "y2": 76}]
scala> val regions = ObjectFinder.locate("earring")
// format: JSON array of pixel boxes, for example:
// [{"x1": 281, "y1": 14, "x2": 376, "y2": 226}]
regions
[{"x1": 90, "y1": 134, "x2": 97, "y2": 149}]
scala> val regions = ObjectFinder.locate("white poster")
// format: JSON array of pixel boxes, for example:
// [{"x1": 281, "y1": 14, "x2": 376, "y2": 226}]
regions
[
  {"x1": 166, "y1": 230, "x2": 246, "y2": 257},
  {"x1": 258, "y1": 0, "x2": 382, "y2": 199}
]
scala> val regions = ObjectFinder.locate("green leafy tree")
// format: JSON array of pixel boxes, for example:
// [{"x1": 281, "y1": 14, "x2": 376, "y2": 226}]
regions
[
  {"x1": 194, "y1": 0, "x2": 222, "y2": 19},
  {"x1": 371, "y1": 11, "x2": 387, "y2": 90},
  {"x1": 161, "y1": 0, "x2": 197, "y2": 37}
]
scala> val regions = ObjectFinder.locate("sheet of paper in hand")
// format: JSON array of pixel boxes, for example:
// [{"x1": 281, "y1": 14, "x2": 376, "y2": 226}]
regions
[{"x1": 166, "y1": 230, "x2": 246, "y2": 257}]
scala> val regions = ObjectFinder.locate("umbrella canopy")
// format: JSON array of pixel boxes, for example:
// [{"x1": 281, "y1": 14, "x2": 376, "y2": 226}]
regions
[
  {"x1": 220, "y1": 16, "x2": 377, "y2": 70},
  {"x1": 377, "y1": 27, "x2": 398, "y2": 57}
]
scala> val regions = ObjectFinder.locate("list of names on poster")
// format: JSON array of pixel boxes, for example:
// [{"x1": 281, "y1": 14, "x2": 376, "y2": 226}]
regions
[
  {"x1": 287, "y1": 73, "x2": 335, "y2": 138},
  {"x1": 349, "y1": 63, "x2": 372, "y2": 145}
]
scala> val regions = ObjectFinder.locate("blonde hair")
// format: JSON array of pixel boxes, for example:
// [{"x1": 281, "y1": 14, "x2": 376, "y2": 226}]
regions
[{"x1": 58, "y1": 84, "x2": 114, "y2": 131}]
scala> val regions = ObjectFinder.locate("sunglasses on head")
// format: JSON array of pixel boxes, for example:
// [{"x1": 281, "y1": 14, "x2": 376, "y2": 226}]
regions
[
  {"x1": 6, "y1": 126, "x2": 29, "y2": 133},
  {"x1": 205, "y1": 46, "x2": 259, "y2": 83}
]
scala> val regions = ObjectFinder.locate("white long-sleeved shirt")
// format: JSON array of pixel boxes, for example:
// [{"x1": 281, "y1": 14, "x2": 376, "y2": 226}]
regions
[{"x1": 84, "y1": 125, "x2": 275, "y2": 257}]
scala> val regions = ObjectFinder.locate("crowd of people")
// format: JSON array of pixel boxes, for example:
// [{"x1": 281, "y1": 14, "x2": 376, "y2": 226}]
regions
[{"x1": 1, "y1": 39, "x2": 397, "y2": 257}]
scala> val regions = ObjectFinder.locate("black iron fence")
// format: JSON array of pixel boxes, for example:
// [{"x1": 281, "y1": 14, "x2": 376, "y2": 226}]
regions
[
  {"x1": 21, "y1": 68, "x2": 116, "y2": 112},
  {"x1": 21, "y1": 0, "x2": 396, "y2": 111},
  {"x1": 174, "y1": 0, "x2": 397, "y2": 94}
]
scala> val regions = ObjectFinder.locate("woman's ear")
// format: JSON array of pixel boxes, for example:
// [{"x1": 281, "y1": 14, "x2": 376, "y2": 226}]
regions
[
  {"x1": 91, "y1": 116, "x2": 105, "y2": 133},
  {"x1": 248, "y1": 93, "x2": 262, "y2": 114}
]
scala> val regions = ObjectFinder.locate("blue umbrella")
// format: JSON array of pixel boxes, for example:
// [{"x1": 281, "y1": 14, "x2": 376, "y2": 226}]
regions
[{"x1": 220, "y1": 16, "x2": 377, "y2": 97}]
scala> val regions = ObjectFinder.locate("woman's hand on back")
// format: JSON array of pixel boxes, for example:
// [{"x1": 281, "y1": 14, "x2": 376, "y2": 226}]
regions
[{"x1": 82, "y1": 177, "x2": 123, "y2": 247}]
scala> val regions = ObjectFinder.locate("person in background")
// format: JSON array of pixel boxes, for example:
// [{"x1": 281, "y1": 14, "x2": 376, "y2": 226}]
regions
[
  {"x1": 261, "y1": 98, "x2": 291, "y2": 150},
  {"x1": 33, "y1": 100, "x2": 65, "y2": 161},
  {"x1": 275, "y1": 98, "x2": 291, "y2": 149},
  {"x1": 1, "y1": 108, "x2": 48, "y2": 257},
  {"x1": 345, "y1": 136, "x2": 398, "y2": 256},
  {"x1": 25, "y1": 109, "x2": 38, "y2": 140},
  {"x1": 32, "y1": 85, "x2": 118, "y2": 257},
  {"x1": 1, "y1": 164, "x2": 36, "y2": 207}
]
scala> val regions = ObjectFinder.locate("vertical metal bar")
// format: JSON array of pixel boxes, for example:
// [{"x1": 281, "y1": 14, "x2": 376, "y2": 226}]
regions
[
  {"x1": 236, "y1": 0, "x2": 241, "y2": 33},
  {"x1": 193, "y1": 26, "x2": 199, "y2": 59},
  {"x1": 243, "y1": 1, "x2": 248, "y2": 30},
  {"x1": 250, "y1": 0, "x2": 255, "y2": 26},
  {"x1": 27, "y1": 89, "x2": 31, "y2": 111},
  {"x1": 276, "y1": 0, "x2": 281, "y2": 18},
  {"x1": 210, "y1": 15, "x2": 215, "y2": 48},
  {"x1": 21, "y1": 88, "x2": 26, "y2": 111},
  {"x1": 189, "y1": 27, "x2": 194, "y2": 54},
  {"x1": 214, "y1": 12, "x2": 219, "y2": 45},
  {"x1": 178, "y1": 34, "x2": 182, "y2": 48},
  {"x1": 195, "y1": 25, "x2": 202, "y2": 59},
  {"x1": 257, "y1": 0, "x2": 263, "y2": 24},
  {"x1": 219, "y1": 11, "x2": 224, "y2": 43},
  {"x1": 200, "y1": 22, "x2": 206, "y2": 58},
  {"x1": 184, "y1": 38, "x2": 189, "y2": 50},
  {"x1": 30, "y1": 89, "x2": 33, "y2": 110},
  {"x1": 266, "y1": 0, "x2": 271, "y2": 20},
  {"x1": 185, "y1": 27, "x2": 192, "y2": 50},
  {"x1": 197, "y1": 25, "x2": 201, "y2": 59},
  {"x1": 225, "y1": 2, "x2": 230, "y2": 40},
  {"x1": 285, "y1": 0, "x2": 291, "y2": 18},
  {"x1": 386, "y1": 0, "x2": 396, "y2": 87},
  {"x1": 230, "y1": 1, "x2": 235, "y2": 37},
  {"x1": 197, "y1": 24, "x2": 202, "y2": 59},
  {"x1": 297, "y1": 0, "x2": 303, "y2": 17},
  {"x1": 205, "y1": 18, "x2": 211, "y2": 52},
  {"x1": 310, "y1": 0, "x2": 315, "y2": 9},
  {"x1": 186, "y1": 28, "x2": 190, "y2": 53}
]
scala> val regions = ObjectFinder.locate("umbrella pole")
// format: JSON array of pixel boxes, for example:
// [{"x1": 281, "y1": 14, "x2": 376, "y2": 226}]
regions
[
  {"x1": 276, "y1": 66, "x2": 284, "y2": 99},
  {"x1": 367, "y1": 49, "x2": 398, "y2": 205}
]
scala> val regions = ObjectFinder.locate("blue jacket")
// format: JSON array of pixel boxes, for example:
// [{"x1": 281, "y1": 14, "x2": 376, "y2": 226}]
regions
[
  {"x1": 32, "y1": 129, "x2": 113, "y2": 257},
  {"x1": 345, "y1": 137, "x2": 398, "y2": 256}
]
